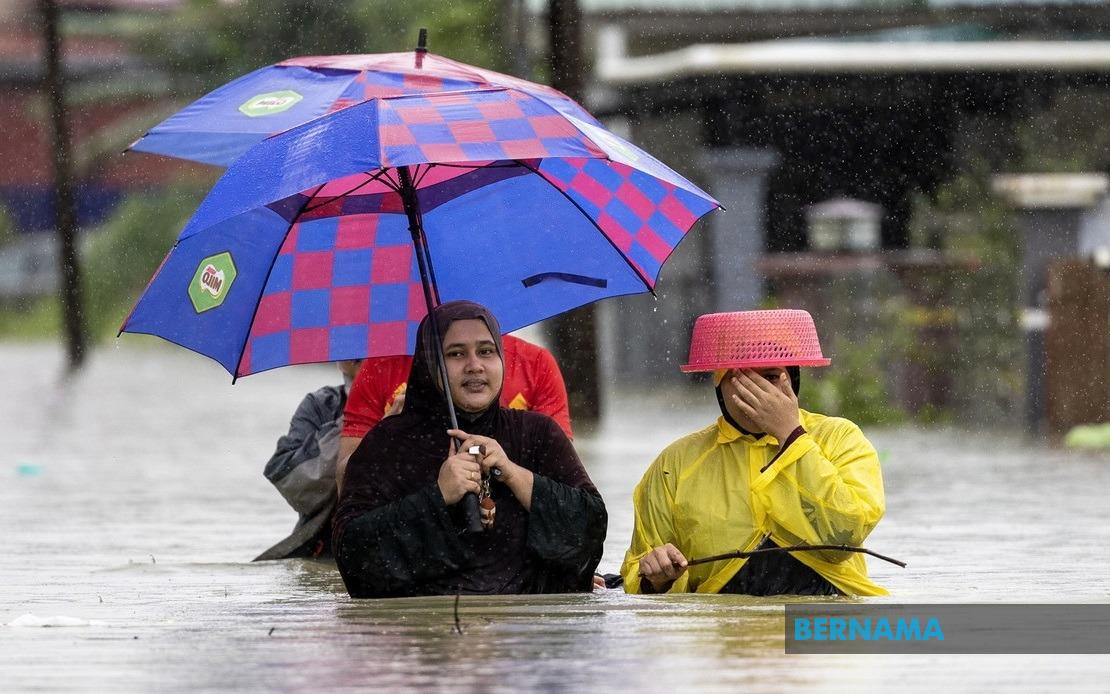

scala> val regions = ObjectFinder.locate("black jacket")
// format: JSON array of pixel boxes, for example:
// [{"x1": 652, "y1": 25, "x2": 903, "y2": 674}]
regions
[{"x1": 333, "y1": 301, "x2": 606, "y2": 598}]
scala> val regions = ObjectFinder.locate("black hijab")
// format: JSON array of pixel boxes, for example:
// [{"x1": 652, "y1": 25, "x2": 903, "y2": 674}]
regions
[
  {"x1": 408, "y1": 299, "x2": 505, "y2": 433},
  {"x1": 334, "y1": 300, "x2": 601, "y2": 595},
  {"x1": 342, "y1": 300, "x2": 509, "y2": 506}
]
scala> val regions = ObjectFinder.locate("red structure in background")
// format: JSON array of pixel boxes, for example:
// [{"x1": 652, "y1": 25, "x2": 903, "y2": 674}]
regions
[
  {"x1": 0, "y1": 0, "x2": 210, "y2": 233},
  {"x1": 1046, "y1": 260, "x2": 1110, "y2": 437}
]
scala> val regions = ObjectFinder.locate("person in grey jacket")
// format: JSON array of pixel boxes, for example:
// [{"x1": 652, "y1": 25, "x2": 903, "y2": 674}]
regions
[{"x1": 255, "y1": 359, "x2": 362, "y2": 561}]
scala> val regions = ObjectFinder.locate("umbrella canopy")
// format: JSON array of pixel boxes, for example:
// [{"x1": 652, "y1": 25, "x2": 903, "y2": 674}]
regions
[
  {"x1": 129, "y1": 51, "x2": 602, "y2": 167},
  {"x1": 121, "y1": 86, "x2": 720, "y2": 379}
]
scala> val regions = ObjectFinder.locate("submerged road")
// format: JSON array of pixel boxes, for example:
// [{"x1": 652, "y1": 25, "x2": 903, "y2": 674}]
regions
[{"x1": 2, "y1": 341, "x2": 1109, "y2": 691}]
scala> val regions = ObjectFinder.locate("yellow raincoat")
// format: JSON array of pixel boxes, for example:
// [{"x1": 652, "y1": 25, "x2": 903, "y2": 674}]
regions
[{"x1": 621, "y1": 409, "x2": 887, "y2": 596}]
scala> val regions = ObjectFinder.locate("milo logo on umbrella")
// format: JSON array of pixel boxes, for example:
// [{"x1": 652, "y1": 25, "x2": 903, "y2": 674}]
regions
[
  {"x1": 239, "y1": 90, "x2": 303, "y2": 117},
  {"x1": 189, "y1": 252, "x2": 237, "y2": 313}
]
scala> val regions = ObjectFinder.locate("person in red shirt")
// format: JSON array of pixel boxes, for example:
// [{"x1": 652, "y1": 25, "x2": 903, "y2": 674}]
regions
[{"x1": 336, "y1": 334, "x2": 572, "y2": 493}]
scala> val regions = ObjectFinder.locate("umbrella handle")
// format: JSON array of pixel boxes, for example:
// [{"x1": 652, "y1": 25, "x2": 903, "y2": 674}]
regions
[
  {"x1": 462, "y1": 493, "x2": 483, "y2": 533},
  {"x1": 400, "y1": 165, "x2": 481, "y2": 534}
]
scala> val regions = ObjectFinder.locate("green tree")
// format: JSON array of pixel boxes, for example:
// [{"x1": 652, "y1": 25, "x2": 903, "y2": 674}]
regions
[
  {"x1": 5, "y1": 1, "x2": 514, "y2": 342},
  {"x1": 134, "y1": 0, "x2": 504, "y2": 95},
  {"x1": 1017, "y1": 87, "x2": 1110, "y2": 172},
  {"x1": 43, "y1": 1, "x2": 506, "y2": 196},
  {"x1": 907, "y1": 118, "x2": 1027, "y2": 424},
  {"x1": 81, "y1": 183, "x2": 208, "y2": 338}
]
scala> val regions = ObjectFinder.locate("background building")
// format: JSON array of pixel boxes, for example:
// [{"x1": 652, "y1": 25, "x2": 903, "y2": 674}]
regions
[{"x1": 565, "y1": 0, "x2": 1110, "y2": 430}]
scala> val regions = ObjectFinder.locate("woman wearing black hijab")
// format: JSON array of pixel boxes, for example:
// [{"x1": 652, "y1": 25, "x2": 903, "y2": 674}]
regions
[{"x1": 333, "y1": 300, "x2": 606, "y2": 598}]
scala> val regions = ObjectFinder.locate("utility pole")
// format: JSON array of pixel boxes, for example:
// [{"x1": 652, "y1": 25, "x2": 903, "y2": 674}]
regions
[
  {"x1": 547, "y1": 0, "x2": 601, "y2": 426},
  {"x1": 40, "y1": 0, "x2": 87, "y2": 371},
  {"x1": 501, "y1": 0, "x2": 530, "y2": 78}
]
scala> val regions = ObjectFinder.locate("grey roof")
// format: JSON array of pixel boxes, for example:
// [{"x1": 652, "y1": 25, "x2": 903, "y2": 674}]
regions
[{"x1": 597, "y1": 39, "x2": 1110, "y2": 83}]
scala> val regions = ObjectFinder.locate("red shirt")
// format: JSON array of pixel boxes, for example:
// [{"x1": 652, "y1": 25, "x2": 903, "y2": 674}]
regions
[{"x1": 342, "y1": 334, "x2": 573, "y2": 439}]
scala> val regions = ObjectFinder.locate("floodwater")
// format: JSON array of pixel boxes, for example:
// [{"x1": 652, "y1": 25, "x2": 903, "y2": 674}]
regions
[{"x1": 3, "y1": 340, "x2": 1110, "y2": 692}]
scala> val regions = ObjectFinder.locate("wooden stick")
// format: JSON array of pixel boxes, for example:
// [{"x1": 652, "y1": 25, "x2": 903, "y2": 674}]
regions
[
  {"x1": 453, "y1": 594, "x2": 463, "y2": 635},
  {"x1": 687, "y1": 544, "x2": 906, "y2": 568}
]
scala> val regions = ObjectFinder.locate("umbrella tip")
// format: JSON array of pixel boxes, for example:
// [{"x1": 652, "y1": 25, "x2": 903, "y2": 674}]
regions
[{"x1": 415, "y1": 28, "x2": 428, "y2": 68}]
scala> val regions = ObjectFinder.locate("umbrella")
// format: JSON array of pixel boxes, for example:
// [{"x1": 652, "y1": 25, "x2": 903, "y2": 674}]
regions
[
  {"x1": 121, "y1": 72, "x2": 720, "y2": 534},
  {"x1": 120, "y1": 85, "x2": 720, "y2": 379},
  {"x1": 129, "y1": 35, "x2": 602, "y2": 167}
]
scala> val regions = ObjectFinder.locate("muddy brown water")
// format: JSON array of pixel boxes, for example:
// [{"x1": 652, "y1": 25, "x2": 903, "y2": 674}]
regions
[{"x1": 3, "y1": 340, "x2": 1110, "y2": 692}]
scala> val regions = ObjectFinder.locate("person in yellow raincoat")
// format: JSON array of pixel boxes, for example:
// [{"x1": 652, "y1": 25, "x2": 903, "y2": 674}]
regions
[{"x1": 621, "y1": 309, "x2": 887, "y2": 596}]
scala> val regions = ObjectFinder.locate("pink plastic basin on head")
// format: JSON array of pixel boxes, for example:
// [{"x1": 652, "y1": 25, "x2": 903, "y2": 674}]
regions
[{"x1": 680, "y1": 309, "x2": 831, "y2": 372}]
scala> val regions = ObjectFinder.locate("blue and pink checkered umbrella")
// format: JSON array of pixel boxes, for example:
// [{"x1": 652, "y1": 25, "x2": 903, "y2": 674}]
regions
[
  {"x1": 128, "y1": 50, "x2": 603, "y2": 167},
  {"x1": 121, "y1": 81, "x2": 720, "y2": 379}
]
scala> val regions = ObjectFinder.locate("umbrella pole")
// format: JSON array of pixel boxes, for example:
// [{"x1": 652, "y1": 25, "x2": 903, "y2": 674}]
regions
[{"x1": 398, "y1": 166, "x2": 484, "y2": 533}]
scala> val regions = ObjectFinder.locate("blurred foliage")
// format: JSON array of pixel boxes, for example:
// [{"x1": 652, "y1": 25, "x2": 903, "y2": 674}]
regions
[
  {"x1": 794, "y1": 271, "x2": 910, "y2": 427},
  {"x1": 808, "y1": 335, "x2": 906, "y2": 427},
  {"x1": 1016, "y1": 88, "x2": 1110, "y2": 173},
  {"x1": 0, "y1": 183, "x2": 206, "y2": 340},
  {"x1": 0, "y1": 300, "x2": 61, "y2": 340},
  {"x1": 4, "y1": 1, "x2": 511, "y2": 342},
  {"x1": 37, "y1": 0, "x2": 511, "y2": 181},
  {"x1": 133, "y1": 0, "x2": 506, "y2": 94},
  {"x1": 80, "y1": 183, "x2": 206, "y2": 338},
  {"x1": 904, "y1": 104, "x2": 1068, "y2": 425},
  {"x1": 0, "y1": 204, "x2": 16, "y2": 249},
  {"x1": 791, "y1": 101, "x2": 1044, "y2": 426},
  {"x1": 919, "y1": 167, "x2": 1023, "y2": 425}
]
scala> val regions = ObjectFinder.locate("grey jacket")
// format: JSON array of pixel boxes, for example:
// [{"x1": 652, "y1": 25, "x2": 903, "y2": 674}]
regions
[{"x1": 255, "y1": 385, "x2": 345, "y2": 560}]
